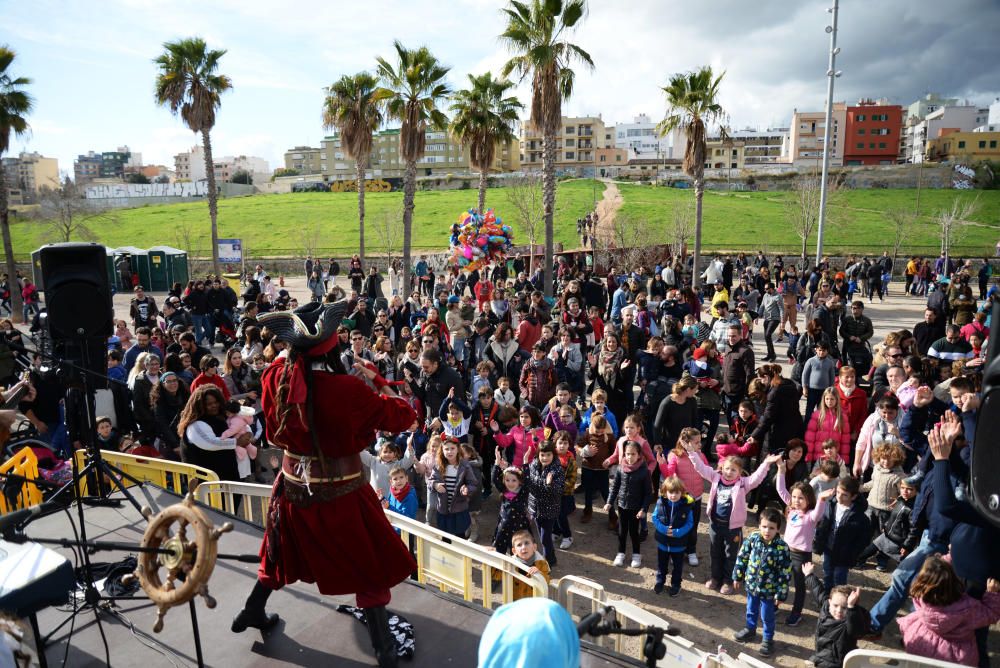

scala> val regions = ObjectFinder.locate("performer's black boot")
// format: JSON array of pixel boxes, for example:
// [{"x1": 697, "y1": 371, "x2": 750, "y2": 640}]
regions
[
  {"x1": 362, "y1": 606, "x2": 398, "y2": 668},
  {"x1": 232, "y1": 580, "x2": 280, "y2": 633}
]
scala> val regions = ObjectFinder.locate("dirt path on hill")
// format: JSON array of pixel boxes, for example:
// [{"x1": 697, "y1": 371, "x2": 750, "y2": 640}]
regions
[{"x1": 592, "y1": 179, "x2": 624, "y2": 246}]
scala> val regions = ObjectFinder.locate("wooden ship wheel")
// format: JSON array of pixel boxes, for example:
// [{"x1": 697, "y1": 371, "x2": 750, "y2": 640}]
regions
[{"x1": 124, "y1": 493, "x2": 233, "y2": 633}]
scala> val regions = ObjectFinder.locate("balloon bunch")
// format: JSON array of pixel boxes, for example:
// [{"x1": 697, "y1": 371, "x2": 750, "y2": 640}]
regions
[{"x1": 449, "y1": 208, "x2": 514, "y2": 272}]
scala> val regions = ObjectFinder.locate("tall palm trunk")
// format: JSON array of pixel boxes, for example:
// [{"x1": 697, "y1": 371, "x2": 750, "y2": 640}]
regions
[
  {"x1": 401, "y1": 160, "x2": 416, "y2": 294},
  {"x1": 356, "y1": 160, "x2": 366, "y2": 263},
  {"x1": 541, "y1": 133, "x2": 556, "y2": 298},
  {"x1": 692, "y1": 175, "x2": 704, "y2": 290},
  {"x1": 477, "y1": 168, "x2": 487, "y2": 215},
  {"x1": 0, "y1": 162, "x2": 23, "y2": 322},
  {"x1": 201, "y1": 129, "x2": 221, "y2": 278}
]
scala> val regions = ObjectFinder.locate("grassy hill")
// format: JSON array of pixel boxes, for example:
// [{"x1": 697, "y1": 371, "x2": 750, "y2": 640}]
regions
[
  {"x1": 9, "y1": 179, "x2": 999, "y2": 260},
  {"x1": 9, "y1": 180, "x2": 601, "y2": 260},
  {"x1": 616, "y1": 184, "x2": 1000, "y2": 256}
]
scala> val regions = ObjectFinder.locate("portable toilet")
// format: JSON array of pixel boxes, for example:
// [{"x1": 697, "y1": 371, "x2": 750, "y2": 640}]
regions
[
  {"x1": 147, "y1": 246, "x2": 189, "y2": 289},
  {"x1": 105, "y1": 246, "x2": 116, "y2": 292},
  {"x1": 114, "y1": 246, "x2": 150, "y2": 291},
  {"x1": 144, "y1": 248, "x2": 171, "y2": 292},
  {"x1": 30, "y1": 247, "x2": 44, "y2": 290}
]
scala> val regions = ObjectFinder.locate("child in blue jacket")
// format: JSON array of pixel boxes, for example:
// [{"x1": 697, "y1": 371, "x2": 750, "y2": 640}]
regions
[
  {"x1": 651, "y1": 476, "x2": 695, "y2": 596},
  {"x1": 384, "y1": 466, "x2": 418, "y2": 532}
]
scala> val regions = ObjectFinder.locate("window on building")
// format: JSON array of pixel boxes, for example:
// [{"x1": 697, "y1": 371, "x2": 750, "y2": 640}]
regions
[
  {"x1": 856, "y1": 142, "x2": 864, "y2": 149},
  {"x1": 599, "y1": 155, "x2": 606, "y2": 162},
  {"x1": 991, "y1": 141, "x2": 998, "y2": 148},
  {"x1": 566, "y1": 127, "x2": 575, "y2": 134},
  {"x1": 858, "y1": 129, "x2": 865, "y2": 135},
  {"x1": 565, "y1": 151, "x2": 575, "y2": 160},
  {"x1": 878, "y1": 143, "x2": 886, "y2": 149},
  {"x1": 869, "y1": 143, "x2": 876, "y2": 149},
  {"x1": 958, "y1": 141, "x2": 966, "y2": 149},
  {"x1": 731, "y1": 163, "x2": 737, "y2": 168},
  {"x1": 566, "y1": 138, "x2": 575, "y2": 147},
  {"x1": 979, "y1": 141, "x2": 987, "y2": 149},
  {"x1": 857, "y1": 114, "x2": 865, "y2": 121}
]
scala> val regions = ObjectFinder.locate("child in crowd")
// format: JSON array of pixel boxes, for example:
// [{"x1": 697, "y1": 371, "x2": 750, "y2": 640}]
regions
[
  {"x1": 543, "y1": 403, "x2": 578, "y2": 444},
  {"x1": 551, "y1": 431, "x2": 577, "y2": 550},
  {"x1": 716, "y1": 401, "x2": 759, "y2": 459},
  {"x1": 491, "y1": 460, "x2": 532, "y2": 556},
  {"x1": 656, "y1": 427, "x2": 708, "y2": 566},
  {"x1": 606, "y1": 441, "x2": 653, "y2": 569},
  {"x1": 576, "y1": 414, "x2": 615, "y2": 527},
  {"x1": 472, "y1": 387, "x2": 500, "y2": 496},
  {"x1": 856, "y1": 478, "x2": 919, "y2": 570},
  {"x1": 810, "y1": 438, "x2": 849, "y2": 477},
  {"x1": 805, "y1": 387, "x2": 852, "y2": 464},
  {"x1": 898, "y1": 556, "x2": 1000, "y2": 667},
  {"x1": 525, "y1": 441, "x2": 565, "y2": 568},
  {"x1": 813, "y1": 476, "x2": 870, "y2": 593},
  {"x1": 472, "y1": 361, "x2": 495, "y2": 401},
  {"x1": 511, "y1": 530, "x2": 551, "y2": 602},
  {"x1": 361, "y1": 440, "x2": 414, "y2": 501},
  {"x1": 801, "y1": 561, "x2": 870, "y2": 668},
  {"x1": 460, "y1": 443, "x2": 484, "y2": 542},
  {"x1": 587, "y1": 305, "x2": 604, "y2": 351},
  {"x1": 732, "y1": 508, "x2": 792, "y2": 658},
  {"x1": 651, "y1": 476, "x2": 695, "y2": 596},
  {"x1": 427, "y1": 439, "x2": 478, "y2": 537},
  {"x1": 810, "y1": 458, "x2": 844, "y2": 497},
  {"x1": 491, "y1": 406, "x2": 545, "y2": 468},
  {"x1": 604, "y1": 414, "x2": 657, "y2": 474},
  {"x1": 383, "y1": 466, "x2": 418, "y2": 529},
  {"x1": 221, "y1": 400, "x2": 258, "y2": 480},
  {"x1": 859, "y1": 443, "x2": 905, "y2": 570},
  {"x1": 437, "y1": 387, "x2": 473, "y2": 448},
  {"x1": 776, "y1": 469, "x2": 834, "y2": 627},
  {"x1": 802, "y1": 342, "x2": 837, "y2": 424},
  {"x1": 684, "y1": 440, "x2": 782, "y2": 595},
  {"x1": 95, "y1": 416, "x2": 123, "y2": 452},
  {"x1": 414, "y1": 435, "x2": 441, "y2": 524},
  {"x1": 786, "y1": 325, "x2": 800, "y2": 364},
  {"x1": 493, "y1": 376, "x2": 516, "y2": 409},
  {"x1": 579, "y1": 389, "x2": 619, "y2": 437}
]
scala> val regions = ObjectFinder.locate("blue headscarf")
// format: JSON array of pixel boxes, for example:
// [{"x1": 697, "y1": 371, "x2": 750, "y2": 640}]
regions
[{"x1": 478, "y1": 598, "x2": 579, "y2": 668}]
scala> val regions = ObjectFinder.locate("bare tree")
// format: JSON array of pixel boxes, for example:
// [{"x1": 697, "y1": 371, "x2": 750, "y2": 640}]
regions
[
  {"x1": 938, "y1": 196, "x2": 980, "y2": 272},
  {"x1": 885, "y1": 208, "x2": 916, "y2": 263},
  {"x1": 506, "y1": 173, "x2": 544, "y2": 251},
  {"x1": 668, "y1": 200, "x2": 695, "y2": 259},
  {"x1": 592, "y1": 212, "x2": 656, "y2": 273},
  {"x1": 301, "y1": 223, "x2": 323, "y2": 260},
  {"x1": 372, "y1": 205, "x2": 404, "y2": 265},
  {"x1": 34, "y1": 180, "x2": 116, "y2": 243},
  {"x1": 784, "y1": 172, "x2": 842, "y2": 259}
]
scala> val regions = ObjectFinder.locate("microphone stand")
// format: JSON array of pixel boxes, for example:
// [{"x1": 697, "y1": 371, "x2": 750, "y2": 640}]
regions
[{"x1": 578, "y1": 605, "x2": 676, "y2": 668}]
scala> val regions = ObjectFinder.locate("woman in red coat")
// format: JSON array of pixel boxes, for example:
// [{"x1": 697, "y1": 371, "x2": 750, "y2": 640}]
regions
[{"x1": 231, "y1": 301, "x2": 417, "y2": 668}]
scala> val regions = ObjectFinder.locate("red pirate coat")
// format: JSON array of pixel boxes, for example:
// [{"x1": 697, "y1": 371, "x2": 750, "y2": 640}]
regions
[{"x1": 257, "y1": 357, "x2": 418, "y2": 595}]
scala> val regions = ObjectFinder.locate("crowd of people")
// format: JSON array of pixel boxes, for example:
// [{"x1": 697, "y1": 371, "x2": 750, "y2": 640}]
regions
[{"x1": 6, "y1": 246, "x2": 1000, "y2": 666}]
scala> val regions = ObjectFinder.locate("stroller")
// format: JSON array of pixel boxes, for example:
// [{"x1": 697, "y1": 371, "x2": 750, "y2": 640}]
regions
[{"x1": 212, "y1": 309, "x2": 238, "y2": 349}]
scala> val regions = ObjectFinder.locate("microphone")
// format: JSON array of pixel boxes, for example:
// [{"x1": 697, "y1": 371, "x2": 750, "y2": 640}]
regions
[
  {"x1": 576, "y1": 610, "x2": 604, "y2": 637},
  {"x1": 0, "y1": 500, "x2": 54, "y2": 535}
]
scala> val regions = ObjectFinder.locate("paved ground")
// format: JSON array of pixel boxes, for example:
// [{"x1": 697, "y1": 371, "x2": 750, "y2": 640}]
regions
[{"x1": 32, "y1": 275, "x2": 991, "y2": 665}]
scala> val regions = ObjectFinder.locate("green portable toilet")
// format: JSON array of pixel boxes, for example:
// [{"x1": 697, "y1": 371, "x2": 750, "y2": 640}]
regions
[
  {"x1": 114, "y1": 246, "x2": 150, "y2": 291},
  {"x1": 105, "y1": 246, "x2": 116, "y2": 291},
  {"x1": 145, "y1": 248, "x2": 170, "y2": 292},
  {"x1": 30, "y1": 247, "x2": 44, "y2": 290},
  {"x1": 148, "y1": 246, "x2": 189, "y2": 289}
]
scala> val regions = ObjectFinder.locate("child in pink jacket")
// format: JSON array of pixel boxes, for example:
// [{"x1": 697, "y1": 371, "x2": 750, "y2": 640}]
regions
[
  {"x1": 804, "y1": 387, "x2": 851, "y2": 463},
  {"x1": 899, "y1": 555, "x2": 1000, "y2": 667},
  {"x1": 655, "y1": 427, "x2": 708, "y2": 565},
  {"x1": 777, "y1": 469, "x2": 834, "y2": 625},
  {"x1": 602, "y1": 414, "x2": 656, "y2": 473},
  {"x1": 491, "y1": 405, "x2": 545, "y2": 469},
  {"x1": 684, "y1": 440, "x2": 782, "y2": 595}
]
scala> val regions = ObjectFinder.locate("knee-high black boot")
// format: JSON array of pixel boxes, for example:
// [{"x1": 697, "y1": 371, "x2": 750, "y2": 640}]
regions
[
  {"x1": 362, "y1": 606, "x2": 398, "y2": 668},
  {"x1": 232, "y1": 580, "x2": 280, "y2": 633}
]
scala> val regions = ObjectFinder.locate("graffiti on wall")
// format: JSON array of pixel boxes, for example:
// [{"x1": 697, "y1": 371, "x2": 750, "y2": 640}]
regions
[
  {"x1": 85, "y1": 182, "x2": 210, "y2": 199},
  {"x1": 328, "y1": 178, "x2": 398, "y2": 193}
]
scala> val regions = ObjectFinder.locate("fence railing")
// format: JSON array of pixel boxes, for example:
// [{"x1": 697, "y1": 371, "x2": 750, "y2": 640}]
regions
[{"x1": 73, "y1": 450, "x2": 219, "y2": 496}]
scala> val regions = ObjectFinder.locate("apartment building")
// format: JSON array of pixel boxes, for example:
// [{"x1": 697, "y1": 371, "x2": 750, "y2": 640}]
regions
[
  {"x1": 904, "y1": 105, "x2": 990, "y2": 163},
  {"x1": 704, "y1": 135, "x2": 745, "y2": 169},
  {"x1": 520, "y1": 116, "x2": 609, "y2": 177},
  {"x1": 613, "y1": 113, "x2": 683, "y2": 159},
  {"x1": 843, "y1": 99, "x2": 904, "y2": 165},
  {"x1": 788, "y1": 103, "x2": 846, "y2": 166},
  {"x1": 282, "y1": 146, "x2": 323, "y2": 175},
  {"x1": 3, "y1": 151, "x2": 60, "y2": 204},
  {"x1": 926, "y1": 130, "x2": 1000, "y2": 163}
]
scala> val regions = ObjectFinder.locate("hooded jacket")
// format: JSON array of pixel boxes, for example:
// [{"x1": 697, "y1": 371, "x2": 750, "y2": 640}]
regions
[
  {"x1": 806, "y1": 573, "x2": 870, "y2": 668},
  {"x1": 813, "y1": 493, "x2": 871, "y2": 565},
  {"x1": 898, "y1": 591, "x2": 1000, "y2": 667},
  {"x1": 652, "y1": 493, "x2": 695, "y2": 552}
]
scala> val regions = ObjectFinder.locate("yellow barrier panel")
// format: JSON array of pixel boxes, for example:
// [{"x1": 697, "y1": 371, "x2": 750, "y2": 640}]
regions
[
  {"x1": 0, "y1": 447, "x2": 44, "y2": 513},
  {"x1": 73, "y1": 450, "x2": 219, "y2": 496}
]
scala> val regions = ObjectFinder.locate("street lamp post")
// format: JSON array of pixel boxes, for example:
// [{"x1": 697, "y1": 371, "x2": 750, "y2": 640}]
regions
[{"x1": 815, "y1": 0, "x2": 841, "y2": 265}]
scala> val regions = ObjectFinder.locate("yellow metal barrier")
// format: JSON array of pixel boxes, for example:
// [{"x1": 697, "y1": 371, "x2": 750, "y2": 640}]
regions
[
  {"x1": 0, "y1": 447, "x2": 45, "y2": 513},
  {"x1": 192, "y1": 480, "x2": 547, "y2": 609},
  {"x1": 73, "y1": 450, "x2": 219, "y2": 496}
]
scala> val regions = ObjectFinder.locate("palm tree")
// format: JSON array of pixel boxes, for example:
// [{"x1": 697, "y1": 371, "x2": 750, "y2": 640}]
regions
[
  {"x1": 322, "y1": 72, "x2": 384, "y2": 263},
  {"x1": 657, "y1": 66, "x2": 726, "y2": 290},
  {"x1": 501, "y1": 0, "x2": 593, "y2": 298},
  {"x1": 154, "y1": 37, "x2": 232, "y2": 278},
  {"x1": 450, "y1": 72, "x2": 523, "y2": 214},
  {"x1": 0, "y1": 45, "x2": 33, "y2": 323},
  {"x1": 376, "y1": 41, "x2": 451, "y2": 294}
]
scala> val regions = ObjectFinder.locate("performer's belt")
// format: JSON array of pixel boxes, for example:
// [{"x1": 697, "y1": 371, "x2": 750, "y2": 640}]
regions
[{"x1": 281, "y1": 451, "x2": 363, "y2": 484}]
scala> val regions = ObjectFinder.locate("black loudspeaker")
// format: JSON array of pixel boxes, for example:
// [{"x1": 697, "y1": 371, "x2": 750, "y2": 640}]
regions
[
  {"x1": 39, "y1": 243, "x2": 113, "y2": 386},
  {"x1": 971, "y1": 298, "x2": 1000, "y2": 528}
]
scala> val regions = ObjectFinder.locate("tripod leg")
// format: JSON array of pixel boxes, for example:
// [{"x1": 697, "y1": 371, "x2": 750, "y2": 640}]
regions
[
  {"x1": 29, "y1": 613, "x2": 48, "y2": 668},
  {"x1": 189, "y1": 600, "x2": 205, "y2": 668}
]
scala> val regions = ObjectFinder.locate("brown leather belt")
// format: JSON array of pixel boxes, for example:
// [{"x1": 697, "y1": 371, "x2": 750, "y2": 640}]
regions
[
  {"x1": 282, "y1": 473, "x2": 365, "y2": 507},
  {"x1": 281, "y1": 451, "x2": 363, "y2": 483}
]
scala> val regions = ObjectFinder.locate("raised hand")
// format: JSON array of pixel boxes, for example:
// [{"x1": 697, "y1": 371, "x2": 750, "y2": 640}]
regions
[
  {"x1": 847, "y1": 587, "x2": 861, "y2": 607},
  {"x1": 546, "y1": 472, "x2": 554, "y2": 485},
  {"x1": 801, "y1": 561, "x2": 815, "y2": 576},
  {"x1": 460, "y1": 484, "x2": 469, "y2": 496},
  {"x1": 987, "y1": 578, "x2": 999, "y2": 593},
  {"x1": 490, "y1": 419, "x2": 500, "y2": 432},
  {"x1": 928, "y1": 424, "x2": 952, "y2": 461},
  {"x1": 819, "y1": 488, "x2": 836, "y2": 501},
  {"x1": 940, "y1": 410, "x2": 963, "y2": 445},
  {"x1": 764, "y1": 452, "x2": 784, "y2": 465}
]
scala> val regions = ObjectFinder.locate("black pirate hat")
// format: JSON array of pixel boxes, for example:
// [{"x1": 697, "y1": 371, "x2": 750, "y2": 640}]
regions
[{"x1": 258, "y1": 300, "x2": 349, "y2": 356}]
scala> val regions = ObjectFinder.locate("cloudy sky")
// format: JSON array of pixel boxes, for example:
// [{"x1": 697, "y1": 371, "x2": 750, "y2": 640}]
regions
[{"x1": 4, "y1": 0, "x2": 999, "y2": 177}]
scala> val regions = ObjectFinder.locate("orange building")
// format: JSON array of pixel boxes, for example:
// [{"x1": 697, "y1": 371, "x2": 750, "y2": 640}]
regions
[{"x1": 843, "y1": 99, "x2": 904, "y2": 165}]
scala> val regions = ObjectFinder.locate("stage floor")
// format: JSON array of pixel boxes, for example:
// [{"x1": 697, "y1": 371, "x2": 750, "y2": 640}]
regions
[{"x1": 28, "y1": 487, "x2": 632, "y2": 667}]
